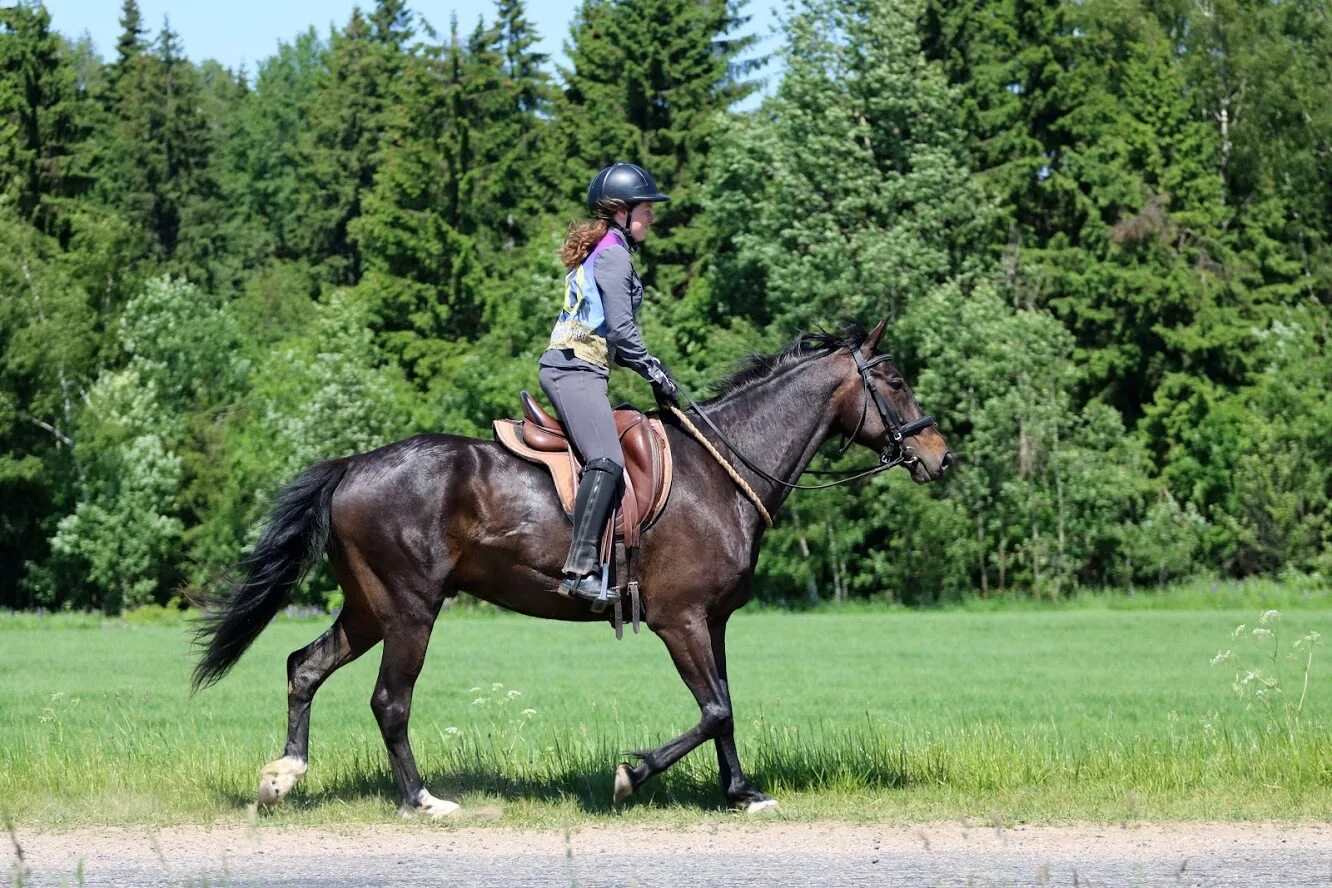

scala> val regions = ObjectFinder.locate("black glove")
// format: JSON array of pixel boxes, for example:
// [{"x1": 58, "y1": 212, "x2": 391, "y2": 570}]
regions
[{"x1": 645, "y1": 358, "x2": 678, "y2": 404}]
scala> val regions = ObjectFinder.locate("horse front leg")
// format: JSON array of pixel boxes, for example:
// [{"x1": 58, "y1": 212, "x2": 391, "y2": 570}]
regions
[
  {"x1": 614, "y1": 612, "x2": 777, "y2": 813},
  {"x1": 709, "y1": 617, "x2": 778, "y2": 812}
]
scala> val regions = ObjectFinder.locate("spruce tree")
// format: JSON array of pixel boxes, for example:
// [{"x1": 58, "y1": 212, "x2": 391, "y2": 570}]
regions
[
  {"x1": 470, "y1": 3, "x2": 554, "y2": 249},
  {"x1": 110, "y1": 0, "x2": 146, "y2": 87},
  {"x1": 921, "y1": 0, "x2": 1230, "y2": 421},
  {"x1": 0, "y1": 3, "x2": 94, "y2": 237},
  {"x1": 352, "y1": 4, "x2": 556, "y2": 386},
  {"x1": 350, "y1": 15, "x2": 483, "y2": 381},
  {"x1": 497, "y1": 0, "x2": 549, "y2": 117},
  {"x1": 224, "y1": 29, "x2": 325, "y2": 263},
  {"x1": 293, "y1": 4, "x2": 407, "y2": 285},
  {"x1": 555, "y1": 0, "x2": 759, "y2": 297},
  {"x1": 95, "y1": 16, "x2": 226, "y2": 284},
  {"x1": 703, "y1": 0, "x2": 997, "y2": 332}
]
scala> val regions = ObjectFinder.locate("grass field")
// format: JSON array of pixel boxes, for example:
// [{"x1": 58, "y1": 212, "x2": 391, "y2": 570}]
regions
[{"x1": 1, "y1": 606, "x2": 1329, "y2": 829}]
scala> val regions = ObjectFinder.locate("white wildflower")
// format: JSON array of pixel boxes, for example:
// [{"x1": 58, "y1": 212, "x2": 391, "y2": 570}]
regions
[
  {"x1": 468, "y1": 687, "x2": 482, "y2": 694},
  {"x1": 507, "y1": 689, "x2": 522, "y2": 699},
  {"x1": 522, "y1": 708, "x2": 537, "y2": 717},
  {"x1": 1210, "y1": 650, "x2": 1232, "y2": 666},
  {"x1": 444, "y1": 726, "x2": 460, "y2": 735},
  {"x1": 1259, "y1": 609, "x2": 1280, "y2": 625},
  {"x1": 1232, "y1": 624, "x2": 1247, "y2": 639},
  {"x1": 1252, "y1": 627, "x2": 1273, "y2": 640}
]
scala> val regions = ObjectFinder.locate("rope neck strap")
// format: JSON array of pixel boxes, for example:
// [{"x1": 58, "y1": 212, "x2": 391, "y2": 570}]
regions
[{"x1": 668, "y1": 403, "x2": 774, "y2": 528}]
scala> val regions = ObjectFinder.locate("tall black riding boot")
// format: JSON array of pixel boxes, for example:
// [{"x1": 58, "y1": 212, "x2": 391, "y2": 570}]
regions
[{"x1": 558, "y1": 457, "x2": 622, "y2": 606}]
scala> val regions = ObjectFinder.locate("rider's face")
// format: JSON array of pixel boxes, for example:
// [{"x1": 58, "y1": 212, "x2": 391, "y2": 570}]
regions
[{"x1": 619, "y1": 204, "x2": 655, "y2": 242}]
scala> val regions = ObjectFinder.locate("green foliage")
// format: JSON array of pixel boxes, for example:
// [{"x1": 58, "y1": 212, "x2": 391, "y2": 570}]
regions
[
  {"x1": 349, "y1": 20, "x2": 488, "y2": 380},
  {"x1": 0, "y1": 209, "x2": 99, "y2": 608},
  {"x1": 95, "y1": 19, "x2": 231, "y2": 288},
  {"x1": 1, "y1": 0, "x2": 1330, "y2": 610},
  {"x1": 289, "y1": 7, "x2": 398, "y2": 286},
  {"x1": 35, "y1": 277, "x2": 239, "y2": 612},
  {"x1": 253, "y1": 290, "x2": 417, "y2": 481},
  {"x1": 223, "y1": 30, "x2": 326, "y2": 263},
  {"x1": 46, "y1": 367, "x2": 184, "y2": 612}
]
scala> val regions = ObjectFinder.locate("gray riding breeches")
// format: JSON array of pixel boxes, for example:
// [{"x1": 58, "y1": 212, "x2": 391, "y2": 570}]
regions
[{"x1": 537, "y1": 364, "x2": 625, "y2": 471}]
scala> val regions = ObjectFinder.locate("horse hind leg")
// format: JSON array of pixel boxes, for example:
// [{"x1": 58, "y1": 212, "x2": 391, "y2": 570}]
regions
[
  {"x1": 258, "y1": 585, "x2": 381, "y2": 807},
  {"x1": 370, "y1": 614, "x2": 458, "y2": 818}
]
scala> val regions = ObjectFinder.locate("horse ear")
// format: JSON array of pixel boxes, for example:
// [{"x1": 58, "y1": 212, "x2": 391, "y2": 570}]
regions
[{"x1": 862, "y1": 317, "x2": 888, "y2": 353}]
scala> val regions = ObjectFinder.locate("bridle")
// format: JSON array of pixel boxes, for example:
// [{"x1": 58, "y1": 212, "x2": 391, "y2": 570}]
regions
[{"x1": 676, "y1": 345, "x2": 938, "y2": 492}]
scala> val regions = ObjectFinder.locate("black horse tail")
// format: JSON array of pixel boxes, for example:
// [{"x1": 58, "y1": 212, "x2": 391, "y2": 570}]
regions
[{"x1": 191, "y1": 459, "x2": 348, "y2": 692}]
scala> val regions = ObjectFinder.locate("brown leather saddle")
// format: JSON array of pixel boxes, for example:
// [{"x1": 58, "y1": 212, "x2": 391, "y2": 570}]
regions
[{"x1": 492, "y1": 392, "x2": 673, "y2": 550}]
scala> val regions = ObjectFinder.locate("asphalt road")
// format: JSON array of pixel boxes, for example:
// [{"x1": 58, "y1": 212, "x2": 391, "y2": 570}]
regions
[{"x1": 8, "y1": 821, "x2": 1332, "y2": 887}]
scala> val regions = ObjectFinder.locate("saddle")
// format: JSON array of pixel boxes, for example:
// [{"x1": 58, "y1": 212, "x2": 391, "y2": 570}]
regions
[{"x1": 492, "y1": 392, "x2": 673, "y2": 550}]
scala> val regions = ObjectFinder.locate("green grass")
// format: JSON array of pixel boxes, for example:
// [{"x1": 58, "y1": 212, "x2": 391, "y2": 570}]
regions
[{"x1": 1, "y1": 606, "x2": 1329, "y2": 829}]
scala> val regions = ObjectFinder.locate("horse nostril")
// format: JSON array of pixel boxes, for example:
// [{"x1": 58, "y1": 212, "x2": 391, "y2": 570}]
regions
[{"x1": 940, "y1": 452, "x2": 954, "y2": 472}]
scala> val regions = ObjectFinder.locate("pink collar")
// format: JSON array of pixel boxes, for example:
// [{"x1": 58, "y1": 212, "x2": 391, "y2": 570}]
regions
[{"x1": 595, "y1": 228, "x2": 629, "y2": 250}]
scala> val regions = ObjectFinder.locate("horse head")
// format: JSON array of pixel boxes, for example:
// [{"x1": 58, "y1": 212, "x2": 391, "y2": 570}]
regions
[{"x1": 833, "y1": 318, "x2": 953, "y2": 484}]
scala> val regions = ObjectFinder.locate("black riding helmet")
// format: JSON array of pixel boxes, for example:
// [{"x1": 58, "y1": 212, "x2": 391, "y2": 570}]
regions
[{"x1": 586, "y1": 162, "x2": 670, "y2": 211}]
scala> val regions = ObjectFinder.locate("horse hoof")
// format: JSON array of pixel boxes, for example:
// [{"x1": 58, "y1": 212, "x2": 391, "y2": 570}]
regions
[
  {"x1": 744, "y1": 798, "x2": 780, "y2": 815},
  {"x1": 415, "y1": 790, "x2": 461, "y2": 819},
  {"x1": 257, "y1": 756, "x2": 307, "y2": 807},
  {"x1": 612, "y1": 763, "x2": 634, "y2": 805}
]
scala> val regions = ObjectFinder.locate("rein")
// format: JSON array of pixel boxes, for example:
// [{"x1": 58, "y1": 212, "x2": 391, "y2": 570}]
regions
[{"x1": 667, "y1": 346, "x2": 938, "y2": 521}]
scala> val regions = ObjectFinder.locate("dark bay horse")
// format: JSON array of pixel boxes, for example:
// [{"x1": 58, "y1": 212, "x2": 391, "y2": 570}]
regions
[{"x1": 192, "y1": 319, "x2": 952, "y2": 817}]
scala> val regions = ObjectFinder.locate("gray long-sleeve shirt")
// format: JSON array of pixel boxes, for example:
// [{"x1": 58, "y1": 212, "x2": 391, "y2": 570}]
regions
[{"x1": 539, "y1": 241, "x2": 658, "y2": 380}]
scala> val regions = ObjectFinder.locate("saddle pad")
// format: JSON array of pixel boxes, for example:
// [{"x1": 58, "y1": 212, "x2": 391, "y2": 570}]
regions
[{"x1": 493, "y1": 418, "x2": 673, "y2": 534}]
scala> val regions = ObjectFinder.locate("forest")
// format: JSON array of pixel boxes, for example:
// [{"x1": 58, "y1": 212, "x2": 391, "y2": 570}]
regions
[{"x1": 1, "y1": 0, "x2": 1329, "y2": 612}]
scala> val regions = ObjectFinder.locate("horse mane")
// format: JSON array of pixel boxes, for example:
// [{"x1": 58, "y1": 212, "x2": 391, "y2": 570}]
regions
[{"x1": 709, "y1": 320, "x2": 868, "y2": 400}]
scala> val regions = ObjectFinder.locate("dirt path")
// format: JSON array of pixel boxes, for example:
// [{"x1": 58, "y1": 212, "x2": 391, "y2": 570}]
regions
[{"x1": 8, "y1": 821, "x2": 1332, "y2": 886}]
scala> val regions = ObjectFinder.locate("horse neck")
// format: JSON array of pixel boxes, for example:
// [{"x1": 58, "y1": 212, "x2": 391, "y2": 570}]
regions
[{"x1": 702, "y1": 355, "x2": 844, "y2": 519}]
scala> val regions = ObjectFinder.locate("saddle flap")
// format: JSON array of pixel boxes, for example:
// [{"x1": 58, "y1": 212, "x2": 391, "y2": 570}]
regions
[
  {"x1": 520, "y1": 421, "x2": 567, "y2": 452},
  {"x1": 618, "y1": 417, "x2": 656, "y2": 527},
  {"x1": 494, "y1": 411, "x2": 673, "y2": 535}
]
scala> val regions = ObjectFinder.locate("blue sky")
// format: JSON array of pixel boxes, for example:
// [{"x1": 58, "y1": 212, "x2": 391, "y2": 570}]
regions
[{"x1": 41, "y1": 1, "x2": 783, "y2": 88}]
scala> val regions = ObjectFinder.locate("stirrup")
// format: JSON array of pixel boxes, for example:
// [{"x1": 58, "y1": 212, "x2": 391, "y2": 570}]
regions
[{"x1": 558, "y1": 562, "x2": 619, "y2": 613}]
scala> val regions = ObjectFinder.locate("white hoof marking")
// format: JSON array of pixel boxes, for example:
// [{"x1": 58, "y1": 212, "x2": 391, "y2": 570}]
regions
[
  {"x1": 257, "y1": 756, "x2": 307, "y2": 807},
  {"x1": 744, "y1": 798, "x2": 780, "y2": 815},
  {"x1": 416, "y1": 790, "x2": 461, "y2": 819},
  {"x1": 613, "y1": 763, "x2": 634, "y2": 805}
]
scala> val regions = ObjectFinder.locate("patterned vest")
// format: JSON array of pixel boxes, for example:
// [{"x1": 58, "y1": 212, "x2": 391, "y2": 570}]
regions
[{"x1": 547, "y1": 230, "x2": 627, "y2": 369}]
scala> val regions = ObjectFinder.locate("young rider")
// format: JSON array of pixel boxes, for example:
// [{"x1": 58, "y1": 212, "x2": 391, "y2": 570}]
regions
[{"x1": 539, "y1": 162, "x2": 678, "y2": 605}]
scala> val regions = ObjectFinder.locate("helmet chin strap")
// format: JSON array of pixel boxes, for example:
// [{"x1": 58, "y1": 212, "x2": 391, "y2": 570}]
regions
[{"x1": 611, "y1": 203, "x2": 641, "y2": 252}]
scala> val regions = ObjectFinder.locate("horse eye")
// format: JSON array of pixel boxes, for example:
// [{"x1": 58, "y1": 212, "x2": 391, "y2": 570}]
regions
[{"x1": 889, "y1": 378, "x2": 905, "y2": 391}]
